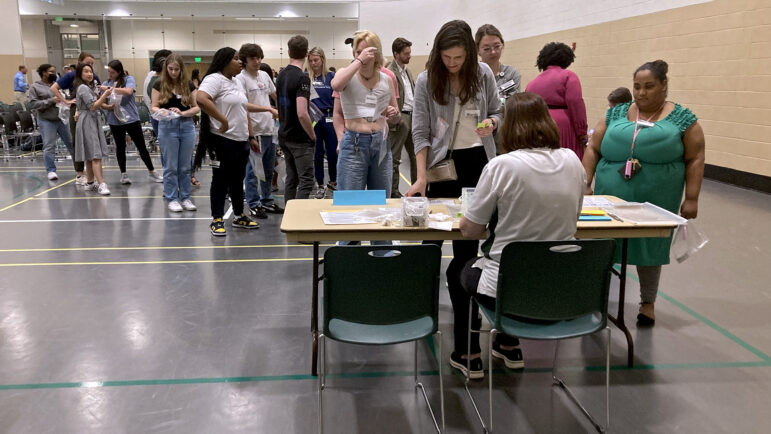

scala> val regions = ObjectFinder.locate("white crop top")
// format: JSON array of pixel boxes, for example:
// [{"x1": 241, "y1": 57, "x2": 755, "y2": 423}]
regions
[{"x1": 340, "y1": 72, "x2": 391, "y2": 121}]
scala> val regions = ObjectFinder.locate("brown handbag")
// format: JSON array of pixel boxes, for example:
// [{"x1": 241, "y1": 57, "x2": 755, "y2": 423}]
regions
[{"x1": 426, "y1": 109, "x2": 462, "y2": 184}]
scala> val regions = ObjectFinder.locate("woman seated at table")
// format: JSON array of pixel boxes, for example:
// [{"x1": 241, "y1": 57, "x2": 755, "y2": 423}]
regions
[{"x1": 451, "y1": 92, "x2": 586, "y2": 378}]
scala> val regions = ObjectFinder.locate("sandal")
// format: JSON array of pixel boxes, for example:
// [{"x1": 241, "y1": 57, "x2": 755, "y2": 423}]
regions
[{"x1": 191, "y1": 175, "x2": 200, "y2": 186}]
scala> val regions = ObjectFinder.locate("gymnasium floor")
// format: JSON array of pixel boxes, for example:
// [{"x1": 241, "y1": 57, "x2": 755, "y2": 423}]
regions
[{"x1": 0, "y1": 153, "x2": 769, "y2": 433}]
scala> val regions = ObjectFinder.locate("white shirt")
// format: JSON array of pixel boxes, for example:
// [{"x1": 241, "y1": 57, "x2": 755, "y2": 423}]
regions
[
  {"x1": 236, "y1": 69, "x2": 276, "y2": 136},
  {"x1": 198, "y1": 72, "x2": 249, "y2": 142},
  {"x1": 142, "y1": 71, "x2": 155, "y2": 110},
  {"x1": 397, "y1": 63, "x2": 414, "y2": 112},
  {"x1": 464, "y1": 148, "x2": 586, "y2": 298}
]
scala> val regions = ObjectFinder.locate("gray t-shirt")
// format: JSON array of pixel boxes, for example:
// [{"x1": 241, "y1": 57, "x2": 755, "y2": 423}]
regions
[{"x1": 495, "y1": 64, "x2": 522, "y2": 98}]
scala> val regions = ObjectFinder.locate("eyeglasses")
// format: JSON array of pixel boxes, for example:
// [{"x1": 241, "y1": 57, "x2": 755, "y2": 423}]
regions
[{"x1": 480, "y1": 44, "x2": 503, "y2": 54}]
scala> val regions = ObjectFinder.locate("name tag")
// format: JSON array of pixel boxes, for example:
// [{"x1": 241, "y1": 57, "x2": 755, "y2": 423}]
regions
[
  {"x1": 325, "y1": 117, "x2": 333, "y2": 123},
  {"x1": 637, "y1": 120, "x2": 655, "y2": 128},
  {"x1": 464, "y1": 109, "x2": 480, "y2": 117}
]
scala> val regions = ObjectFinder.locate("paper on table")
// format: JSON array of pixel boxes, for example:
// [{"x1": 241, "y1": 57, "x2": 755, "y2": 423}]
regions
[
  {"x1": 428, "y1": 220, "x2": 453, "y2": 231},
  {"x1": 583, "y1": 196, "x2": 615, "y2": 207},
  {"x1": 320, "y1": 211, "x2": 376, "y2": 225}
]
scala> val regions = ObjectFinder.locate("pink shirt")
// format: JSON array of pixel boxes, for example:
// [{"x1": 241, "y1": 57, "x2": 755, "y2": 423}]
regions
[{"x1": 525, "y1": 65, "x2": 587, "y2": 137}]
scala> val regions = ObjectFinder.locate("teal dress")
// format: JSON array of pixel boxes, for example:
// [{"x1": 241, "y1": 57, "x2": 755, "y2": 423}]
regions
[{"x1": 594, "y1": 102, "x2": 697, "y2": 265}]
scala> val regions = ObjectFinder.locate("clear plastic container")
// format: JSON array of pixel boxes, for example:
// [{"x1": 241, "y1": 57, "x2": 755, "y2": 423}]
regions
[{"x1": 401, "y1": 196, "x2": 429, "y2": 227}]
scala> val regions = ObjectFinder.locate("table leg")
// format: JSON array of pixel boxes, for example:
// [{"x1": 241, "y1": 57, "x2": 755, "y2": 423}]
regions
[
  {"x1": 608, "y1": 238, "x2": 634, "y2": 367},
  {"x1": 312, "y1": 241, "x2": 319, "y2": 376}
]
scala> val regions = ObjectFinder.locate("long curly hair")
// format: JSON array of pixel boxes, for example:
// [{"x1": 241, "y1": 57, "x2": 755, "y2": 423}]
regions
[{"x1": 157, "y1": 53, "x2": 192, "y2": 108}]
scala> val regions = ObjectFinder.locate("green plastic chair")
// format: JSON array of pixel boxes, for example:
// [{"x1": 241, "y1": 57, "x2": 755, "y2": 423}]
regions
[
  {"x1": 320, "y1": 245, "x2": 445, "y2": 433},
  {"x1": 465, "y1": 239, "x2": 616, "y2": 433},
  {"x1": 137, "y1": 103, "x2": 151, "y2": 124}
]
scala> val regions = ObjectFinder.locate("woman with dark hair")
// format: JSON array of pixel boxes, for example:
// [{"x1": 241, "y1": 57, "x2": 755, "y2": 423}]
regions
[
  {"x1": 152, "y1": 53, "x2": 200, "y2": 212},
  {"x1": 475, "y1": 24, "x2": 521, "y2": 100},
  {"x1": 525, "y1": 42, "x2": 588, "y2": 160},
  {"x1": 583, "y1": 60, "x2": 705, "y2": 325},
  {"x1": 104, "y1": 59, "x2": 162, "y2": 185},
  {"x1": 195, "y1": 47, "x2": 258, "y2": 236},
  {"x1": 28, "y1": 64, "x2": 79, "y2": 181},
  {"x1": 452, "y1": 92, "x2": 586, "y2": 378},
  {"x1": 406, "y1": 20, "x2": 501, "y2": 376},
  {"x1": 191, "y1": 69, "x2": 200, "y2": 89},
  {"x1": 74, "y1": 63, "x2": 113, "y2": 195}
]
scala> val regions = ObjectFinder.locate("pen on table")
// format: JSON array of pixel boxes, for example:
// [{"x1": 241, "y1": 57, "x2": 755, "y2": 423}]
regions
[{"x1": 606, "y1": 211, "x2": 623, "y2": 222}]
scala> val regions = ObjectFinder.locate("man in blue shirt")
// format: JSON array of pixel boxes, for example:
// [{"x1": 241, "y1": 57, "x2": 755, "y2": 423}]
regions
[{"x1": 14, "y1": 65, "x2": 28, "y2": 104}]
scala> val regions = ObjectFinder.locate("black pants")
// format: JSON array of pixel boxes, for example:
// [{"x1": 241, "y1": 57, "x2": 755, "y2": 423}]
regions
[
  {"x1": 210, "y1": 135, "x2": 249, "y2": 218},
  {"x1": 109, "y1": 121, "x2": 154, "y2": 173},
  {"x1": 451, "y1": 258, "x2": 520, "y2": 354},
  {"x1": 68, "y1": 103, "x2": 85, "y2": 172},
  {"x1": 423, "y1": 146, "x2": 490, "y2": 352}
]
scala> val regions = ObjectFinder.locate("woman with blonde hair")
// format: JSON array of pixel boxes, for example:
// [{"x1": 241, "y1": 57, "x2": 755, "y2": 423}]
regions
[
  {"x1": 307, "y1": 46, "x2": 338, "y2": 196},
  {"x1": 152, "y1": 53, "x2": 200, "y2": 212},
  {"x1": 331, "y1": 30, "x2": 400, "y2": 196}
]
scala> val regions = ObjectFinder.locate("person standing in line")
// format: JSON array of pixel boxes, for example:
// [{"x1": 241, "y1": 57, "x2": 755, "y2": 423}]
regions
[
  {"x1": 14, "y1": 65, "x2": 29, "y2": 104},
  {"x1": 386, "y1": 37, "x2": 417, "y2": 197},
  {"x1": 104, "y1": 59, "x2": 163, "y2": 185},
  {"x1": 525, "y1": 42, "x2": 588, "y2": 160},
  {"x1": 236, "y1": 43, "x2": 281, "y2": 219},
  {"x1": 144, "y1": 50, "x2": 173, "y2": 147},
  {"x1": 307, "y1": 46, "x2": 338, "y2": 198},
  {"x1": 475, "y1": 24, "x2": 521, "y2": 100},
  {"x1": 276, "y1": 35, "x2": 316, "y2": 202},
  {"x1": 152, "y1": 53, "x2": 200, "y2": 212},
  {"x1": 405, "y1": 20, "x2": 502, "y2": 378},
  {"x1": 195, "y1": 47, "x2": 259, "y2": 236},
  {"x1": 50, "y1": 52, "x2": 100, "y2": 186},
  {"x1": 73, "y1": 63, "x2": 112, "y2": 196},
  {"x1": 191, "y1": 69, "x2": 201, "y2": 89},
  {"x1": 28, "y1": 64, "x2": 73, "y2": 181}
]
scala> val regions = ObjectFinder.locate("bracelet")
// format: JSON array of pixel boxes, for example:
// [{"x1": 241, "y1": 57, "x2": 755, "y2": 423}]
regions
[{"x1": 353, "y1": 58, "x2": 363, "y2": 65}]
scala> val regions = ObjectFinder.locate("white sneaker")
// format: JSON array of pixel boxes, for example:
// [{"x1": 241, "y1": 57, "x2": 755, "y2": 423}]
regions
[
  {"x1": 168, "y1": 200, "x2": 183, "y2": 212},
  {"x1": 97, "y1": 183, "x2": 111, "y2": 195},
  {"x1": 75, "y1": 175, "x2": 88, "y2": 186},
  {"x1": 149, "y1": 171, "x2": 164, "y2": 183},
  {"x1": 120, "y1": 173, "x2": 132, "y2": 184},
  {"x1": 181, "y1": 199, "x2": 197, "y2": 211},
  {"x1": 85, "y1": 182, "x2": 98, "y2": 191},
  {"x1": 47, "y1": 172, "x2": 58, "y2": 180}
]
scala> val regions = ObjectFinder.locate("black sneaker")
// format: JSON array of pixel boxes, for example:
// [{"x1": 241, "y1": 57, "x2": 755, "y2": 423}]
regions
[
  {"x1": 210, "y1": 218, "x2": 226, "y2": 237},
  {"x1": 232, "y1": 214, "x2": 259, "y2": 230},
  {"x1": 249, "y1": 207, "x2": 268, "y2": 219},
  {"x1": 326, "y1": 181, "x2": 337, "y2": 191},
  {"x1": 492, "y1": 342, "x2": 525, "y2": 369},
  {"x1": 262, "y1": 203, "x2": 284, "y2": 214},
  {"x1": 449, "y1": 352, "x2": 484, "y2": 379}
]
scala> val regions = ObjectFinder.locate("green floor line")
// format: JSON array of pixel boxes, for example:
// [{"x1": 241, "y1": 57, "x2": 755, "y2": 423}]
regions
[
  {"x1": 0, "y1": 173, "x2": 44, "y2": 206},
  {"x1": 2, "y1": 360, "x2": 769, "y2": 391},
  {"x1": 616, "y1": 266, "x2": 771, "y2": 362}
]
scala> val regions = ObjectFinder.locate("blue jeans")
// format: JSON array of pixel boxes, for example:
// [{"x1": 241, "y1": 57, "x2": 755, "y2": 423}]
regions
[
  {"x1": 38, "y1": 117, "x2": 73, "y2": 173},
  {"x1": 158, "y1": 117, "x2": 196, "y2": 201},
  {"x1": 151, "y1": 117, "x2": 165, "y2": 167},
  {"x1": 336, "y1": 130, "x2": 392, "y2": 196},
  {"x1": 336, "y1": 130, "x2": 392, "y2": 247},
  {"x1": 245, "y1": 135, "x2": 277, "y2": 208},
  {"x1": 313, "y1": 118, "x2": 338, "y2": 185}
]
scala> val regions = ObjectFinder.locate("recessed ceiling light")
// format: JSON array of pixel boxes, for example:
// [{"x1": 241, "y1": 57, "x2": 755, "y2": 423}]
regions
[{"x1": 70, "y1": 24, "x2": 79, "y2": 28}]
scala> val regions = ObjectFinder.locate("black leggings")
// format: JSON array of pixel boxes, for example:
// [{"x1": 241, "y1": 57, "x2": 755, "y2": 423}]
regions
[
  {"x1": 210, "y1": 135, "x2": 249, "y2": 218},
  {"x1": 451, "y1": 258, "x2": 520, "y2": 354},
  {"x1": 109, "y1": 121, "x2": 154, "y2": 173}
]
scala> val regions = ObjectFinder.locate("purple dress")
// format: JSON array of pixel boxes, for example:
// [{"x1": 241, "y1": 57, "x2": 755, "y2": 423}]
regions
[{"x1": 526, "y1": 65, "x2": 588, "y2": 160}]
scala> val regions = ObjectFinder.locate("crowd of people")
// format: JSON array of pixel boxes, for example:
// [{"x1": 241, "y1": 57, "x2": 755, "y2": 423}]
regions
[{"x1": 20, "y1": 19, "x2": 705, "y2": 377}]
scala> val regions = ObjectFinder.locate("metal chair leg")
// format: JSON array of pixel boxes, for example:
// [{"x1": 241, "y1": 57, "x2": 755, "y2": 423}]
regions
[
  {"x1": 415, "y1": 334, "x2": 444, "y2": 433},
  {"x1": 437, "y1": 331, "x2": 446, "y2": 433},
  {"x1": 551, "y1": 331, "x2": 610, "y2": 433},
  {"x1": 464, "y1": 297, "x2": 490, "y2": 433},
  {"x1": 488, "y1": 329, "x2": 497, "y2": 433},
  {"x1": 318, "y1": 334, "x2": 325, "y2": 434}
]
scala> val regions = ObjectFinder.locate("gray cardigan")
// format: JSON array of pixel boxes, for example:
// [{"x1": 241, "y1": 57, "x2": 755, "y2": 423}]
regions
[
  {"x1": 411, "y1": 62, "x2": 502, "y2": 169},
  {"x1": 27, "y1": 80, "x2": 61, "y2": 122}
]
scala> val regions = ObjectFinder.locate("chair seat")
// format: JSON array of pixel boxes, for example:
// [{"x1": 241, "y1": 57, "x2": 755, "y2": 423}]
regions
[
  {"x1": 327, "y1": 316, "x2": 435, "y2": 345},
  {"x1": 478, "y1": 304, "x2": 604, "y2": 340}
]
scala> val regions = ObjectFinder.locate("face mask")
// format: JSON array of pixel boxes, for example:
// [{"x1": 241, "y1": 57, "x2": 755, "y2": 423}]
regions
[{"x1": 46, "y1": 74, "x2": 57, "y2": 84}]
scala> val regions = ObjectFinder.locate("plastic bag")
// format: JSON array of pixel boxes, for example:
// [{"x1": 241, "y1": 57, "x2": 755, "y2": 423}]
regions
[
  {"x1": 671, "y1": 220, "x2": 709, "y2": 263},
  {"x1": 108, "y1": 93, "x2": 131, "y2": 123},
  {"x1": 248, "y1": 150, "x2": 266, "y2": 182},
  {"x1": 309, "y1": 102, "x2": 324, "y2": 127},
  {"x1": 151, "y1": 108, "x2": 181, "y2": 121},
  {"x1": 57, "y1": 103, "x2": 70, "y2": 124}
]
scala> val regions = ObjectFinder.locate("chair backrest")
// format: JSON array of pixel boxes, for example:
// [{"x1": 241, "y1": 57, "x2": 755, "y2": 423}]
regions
[
  {"x1": 12, "y1": 102, "x2": 23, "y2": 112},
  {"x1": 18, "y1": 111, "x2": 34, "y2": 131},
  {"x1": 1, "y1": 113, "x2": 17, "y2": 132},
  {"x1": 323, "y1": 245, "x2": 441, "y2": 337},
  {"x1": 495, "y1": 239, "x2": 616, "y2": 325},
  {"x1": 7, "y1": 108, "x2": 20, "y2": 123},
  {"x1": 137, "y1": 103, "x2": 151, "y2": 123}
]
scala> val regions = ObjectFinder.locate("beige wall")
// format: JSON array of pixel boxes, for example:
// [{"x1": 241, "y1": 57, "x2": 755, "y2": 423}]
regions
[{"x1": 498, "y1": 0, "x2": 770, "y2": 176}]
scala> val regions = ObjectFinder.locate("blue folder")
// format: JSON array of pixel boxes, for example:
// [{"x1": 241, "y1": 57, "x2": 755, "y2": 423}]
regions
[
  {"x1": 332, "y1": 190, "x2": 387, "y2": 206},
  {"x1": 578, "y1": 215, "x2": 612, "y2": 221}
]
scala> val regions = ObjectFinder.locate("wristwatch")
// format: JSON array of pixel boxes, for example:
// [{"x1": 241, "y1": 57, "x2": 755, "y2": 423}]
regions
[{"x1": 249, "y1": 135, "x2": 256, "y2": 141}]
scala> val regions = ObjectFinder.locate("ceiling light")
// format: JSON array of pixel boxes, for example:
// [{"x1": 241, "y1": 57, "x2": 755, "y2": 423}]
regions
[{"x1": 70, "y1": 24, "x2": 79, "y2": 28}]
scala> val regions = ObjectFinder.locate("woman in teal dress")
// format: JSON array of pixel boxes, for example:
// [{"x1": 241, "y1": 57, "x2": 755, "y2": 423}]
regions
[{"x1": 583, "y1": 60, "x2": 705, "y2": 325}]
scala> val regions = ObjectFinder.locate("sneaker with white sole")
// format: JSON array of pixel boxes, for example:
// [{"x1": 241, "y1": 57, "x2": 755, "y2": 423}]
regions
[
  {"x1": 75, "y1": 175, "x2": 88, "y2": 186},
  {"x1": 491, "y1": 342, "x2": 525, "y2": 369},
  {"x1": 148, "y1": 171, "x2": 163, "y2": 183},
  {"x1": 120, "y1": 173, "x2": 132, "y2": 184},
  {"x1": 85, "y1": 182, "x2": 98, "y2": 192},
  {"x1": 181, "y1": 199, "x2": 197, "y2": 211},
  {"x1": 97, "y1": 183, "x2": 111, "y2": 195},
  {"x1": 168, "y1": 200, "x2": 183, "y2": 212},
  {"x1": 47, "y1": 172, "x2": 58, "y2": 180},
  {"x1": 449, "y1": 352, "x2": 484, "y2": 380}
]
